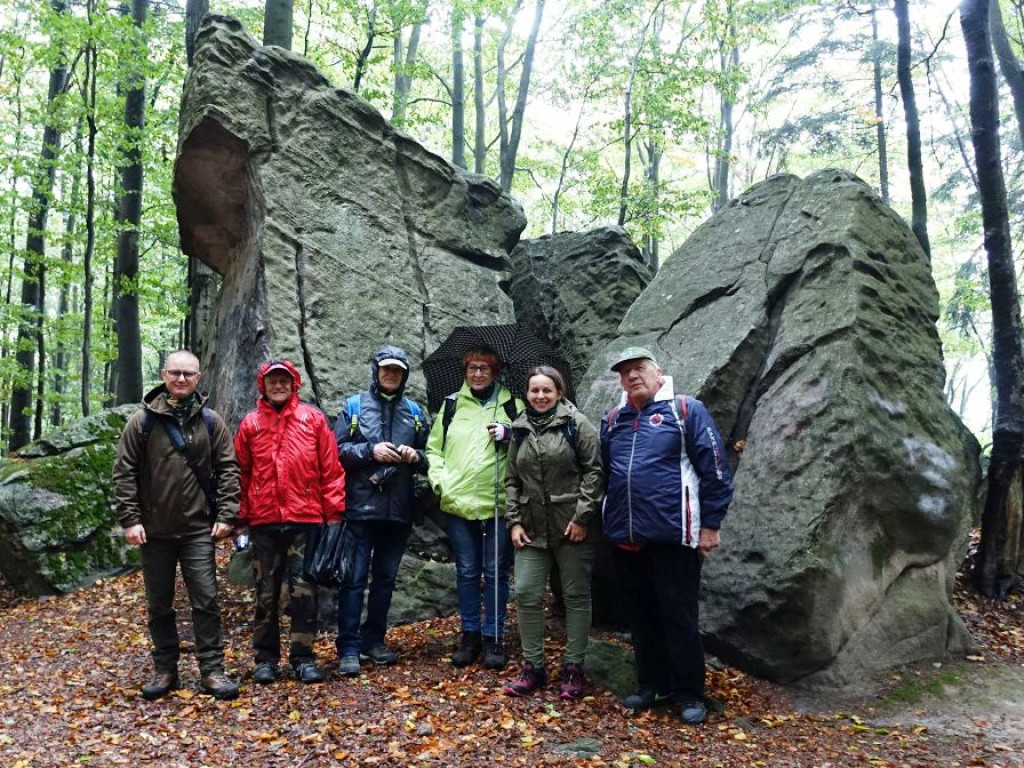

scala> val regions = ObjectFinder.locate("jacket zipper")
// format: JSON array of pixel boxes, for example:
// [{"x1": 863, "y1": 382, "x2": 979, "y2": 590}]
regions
[{"x1": 626, "y1": 415, "x2": 639, "y2": 543}]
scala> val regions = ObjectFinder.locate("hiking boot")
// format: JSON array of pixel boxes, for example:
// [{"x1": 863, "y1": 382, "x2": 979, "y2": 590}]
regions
[
  {"x1": 338, "y1": 655, "x2": 361, "y2": 678},
  {"x1": 481, "y1": 636, "x2": 507, "y2": 670},
  {"x1": 199, "y1": 671, "x2": 239, "y2": 700},
  {"x1": 360, "y1": 644, "x2": 398, "y2": 666},
  {"x1": 451, "y1": 631, "x2": 482, "y2": 668},
  {"x1": 559, "y1": 662, "x2": 585, "y2": 701},
  {"x1": 252, "y1": 662, "x2": 278, "y2": 685},
  {"x1": 141, "y1": 669, "x2": 178, "y2": 700},
  {"x1": 503, "y1": 661, "x2": 547, "y2": 697},
  {"x1": 680, "y1": 697, "x2": 707, "y2": 724},
  {"x1": 622, "y1": 689, "x2": 673, "y2": 711},
  {"x1": 294, "y1": 660, "x2": 324, "y2": 684}
]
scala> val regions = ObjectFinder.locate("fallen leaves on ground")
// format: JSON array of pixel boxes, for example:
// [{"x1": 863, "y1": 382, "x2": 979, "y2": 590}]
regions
[{"x1": 0, "y1": 543, "x2": 1021, "y2": 767}]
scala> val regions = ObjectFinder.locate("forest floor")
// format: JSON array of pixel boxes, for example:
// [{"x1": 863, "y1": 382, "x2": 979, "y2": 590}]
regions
[{"x1": 0, "y1": 547, "x2": 1022, "y2": 768}]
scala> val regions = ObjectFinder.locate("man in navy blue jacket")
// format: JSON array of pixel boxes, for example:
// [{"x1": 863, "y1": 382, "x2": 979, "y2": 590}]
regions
[{"x1": 601, "y1": 347, "x2": 733, "y2": 725}]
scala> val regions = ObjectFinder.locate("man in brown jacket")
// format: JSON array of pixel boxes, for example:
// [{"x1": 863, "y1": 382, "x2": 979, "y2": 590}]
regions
[{"x1": 112, "y1": 349, "x2": 241, "y2": 700}]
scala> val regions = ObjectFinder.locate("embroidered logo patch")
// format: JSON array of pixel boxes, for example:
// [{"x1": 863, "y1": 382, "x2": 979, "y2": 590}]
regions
[{"x1": 649, "y1": 414, "x2": 664, "y2": 427}]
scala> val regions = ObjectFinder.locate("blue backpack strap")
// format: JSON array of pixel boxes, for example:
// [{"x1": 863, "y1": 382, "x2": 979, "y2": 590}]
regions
[
  {"x1": 404, "y1": 398, "x2": 424, "y2": 435},
  {"x1": 200, "y1": 407, "x2": 216, "y2": 442},
  {"x1": 562, "y1": 419, "x2": 577, "y2": 453},
  {"x1": 346, "y1": 393, "x2": 362, "y2": 436}
]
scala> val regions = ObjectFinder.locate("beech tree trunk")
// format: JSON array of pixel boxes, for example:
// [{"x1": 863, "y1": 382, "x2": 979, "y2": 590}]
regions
[
  {"x1": 451, "y1": 6, "x2": 466, "y2": 169},
  {"x1": 263, "y1": 0, "x2": 293, "y2": 49},
  {"x1": 473, "y1": 13, "x2": 486, "y2": 174},
  {"x1": 113, "y1": 0, "x2": 148, "y2": 405},
  {"x1": 871, "y1": 0, "x2": 890, "y2": 203},
  {"x1": 894, "y1": 0, "x2": 930, "y2": 258},
  {"x1": 8, "y1": 0, "x2": 69, "y2": 452},
  {"x1": 989, "y1": 0, "x2": 1024, "y2": 147},
  {"x1": 498, "y1": 0, "x2": 544, "y2": 194},
  {"x1": 185, "y1": 0, "x2": 208, "y2": 65},
  {"x1": 961, "y1": 0, "x2": 1024, "y2": 597}
]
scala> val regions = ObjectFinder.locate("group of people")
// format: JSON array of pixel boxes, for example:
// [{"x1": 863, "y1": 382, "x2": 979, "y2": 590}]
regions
[{"x1": 112, "y1": 342, "x2": 733, "y2": 725}]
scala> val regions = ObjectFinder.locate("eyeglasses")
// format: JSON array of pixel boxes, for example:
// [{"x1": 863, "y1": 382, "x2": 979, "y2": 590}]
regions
[
  {"x1": 164, "y1": 370, "x2": 200, "y2": 380},
  {"x1": 466, "y1": 364, "x2": 492, "y2": 374}
]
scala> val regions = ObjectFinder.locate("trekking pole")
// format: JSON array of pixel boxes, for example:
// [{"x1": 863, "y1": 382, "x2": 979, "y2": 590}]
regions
[{"x1": 494, "y1": 436, "x2": 501, "y2": 645}]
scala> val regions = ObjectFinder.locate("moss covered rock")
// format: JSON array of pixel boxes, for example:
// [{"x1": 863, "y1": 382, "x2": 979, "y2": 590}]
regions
[{"x1": 0, "y1": 405, "x2": 139, "y2": 594}]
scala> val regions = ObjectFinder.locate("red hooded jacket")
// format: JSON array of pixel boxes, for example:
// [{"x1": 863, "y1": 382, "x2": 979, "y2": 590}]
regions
[{"x1": 235, "y1": 360, "x2": 346, "y2": 527}]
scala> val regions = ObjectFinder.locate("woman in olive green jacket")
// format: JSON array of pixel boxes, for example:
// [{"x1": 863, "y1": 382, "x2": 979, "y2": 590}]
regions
[{"x1": 503, "y1": 366, "x2": 603, "y2": 700}]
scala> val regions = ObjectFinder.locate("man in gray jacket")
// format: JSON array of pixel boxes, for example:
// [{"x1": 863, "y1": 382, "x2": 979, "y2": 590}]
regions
[{"x1": 112, "y1": 349, "x2": 241, "y2": 700}]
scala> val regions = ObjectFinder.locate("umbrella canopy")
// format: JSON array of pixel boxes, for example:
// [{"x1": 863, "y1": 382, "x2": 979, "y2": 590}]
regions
[{"x1": 422, "y1": 324, "x2": 574, "y2": 414}]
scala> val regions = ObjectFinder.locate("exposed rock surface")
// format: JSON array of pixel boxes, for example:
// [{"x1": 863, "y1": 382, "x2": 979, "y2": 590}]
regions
[
  {"x1": 0, "y1": 407, "x2": 138, "y2": 594},
  {"x1": 508, "y1": 227, "x2": 651, "y2": 384},
  {"x1": 580, "y1": 171, "x2": 981, "y2": 686},
  {"x1": 175, "y1": 15, "x2": 526, "y2": 426}
]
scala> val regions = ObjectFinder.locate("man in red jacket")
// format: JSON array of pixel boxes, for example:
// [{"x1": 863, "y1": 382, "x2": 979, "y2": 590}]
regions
[{"x1": 235, "y1": 359, "x2": 346, "y2": 684}]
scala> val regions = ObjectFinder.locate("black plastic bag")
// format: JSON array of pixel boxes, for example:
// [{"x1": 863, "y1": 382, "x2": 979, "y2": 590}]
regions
[{"x1": 303, "y1": 522, "x2": 356, "y2": 587}]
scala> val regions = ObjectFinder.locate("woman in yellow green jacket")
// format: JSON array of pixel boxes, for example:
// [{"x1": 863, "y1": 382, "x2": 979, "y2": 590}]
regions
[{"x1": 426, "y1": 348, "x2": 524, "y2": 670}]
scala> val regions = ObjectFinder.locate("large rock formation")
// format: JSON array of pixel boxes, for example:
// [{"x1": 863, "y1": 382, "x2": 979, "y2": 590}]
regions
[
  {"x1": 580, "y1": 171, "x2": 981, "y2": 686},
  {"x1": 175, "y1": 15, "x2": 526, "y2": 426},
  {"x1": 0, "y1": 407, "x2": 138, "y2": 594},
  {"x1": 508, "y1": 227, "x2": 652, "y2": 384}
]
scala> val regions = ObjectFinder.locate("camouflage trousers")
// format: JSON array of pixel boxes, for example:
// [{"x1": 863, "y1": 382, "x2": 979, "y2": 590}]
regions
[{"x1": 251, "y1": 524, "x2": 319, "y2": 667}]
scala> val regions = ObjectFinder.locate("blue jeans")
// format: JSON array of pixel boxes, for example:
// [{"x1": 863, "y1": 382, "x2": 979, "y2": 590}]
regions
[
  {"x1": 336, "y1": 520, "x2": 410, "y2": 657},
  {"x1": 444, "y1": 513, "x2": 512, "y2": 638}
]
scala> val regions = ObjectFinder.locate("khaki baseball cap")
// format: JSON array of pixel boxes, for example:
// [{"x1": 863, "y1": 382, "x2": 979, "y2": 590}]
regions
[{"x1": 610, "y1": 346, "x2": 658, "y2": 372}]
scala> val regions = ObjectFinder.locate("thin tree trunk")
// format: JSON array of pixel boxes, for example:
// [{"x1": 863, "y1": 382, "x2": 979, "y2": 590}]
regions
[
  {"x1": 352, "y1": 3, "x2": 377, "y2": 93},
  {"x1": 393, "y1": 13, "x2": 424, "y2": 126},
  {"x1": 53, "y1": 122, "x2": 84, "y2": 427},
  {"x1": 712, "y1": 24, "x2": 739, "y2": 213},
  {"x1": 8, "y1": 0, "x2": 69, "y2": 452},
  {"x1": 185, "y1": 0, "x2": 208, "y2": 65},
  {"x1": 894, "y1": 0, "x2": 930, "y2": 258},
  {"x1": 871, "y1": 1, "x2": 890, "y2": 203},
  {"x1": 961, "y1": 0, "x2": 1024, "y2": 597},
  {"x1": 989, "y1": 0, "x2": 1024, "y2": 148},
  {"x1": 473, "y1": 13, "x2": 486, "y2": 174},
  {"x1": 451, "y1": 6, "x2": 466, "y2": 169},
  {"x1": 263, "y1": 0, "x2": 293, "y2": 49},
  {"x1": 499, "y1": 0, "x2": 544, "y2": 193},
  {"x1": 113, "y1": 0, "x2": 148, "y2": 405},
  {"x1": 81, "y1": 26, "x2": 99, "y2": 418},
  {"x1": 618, "y1": 3, "x2": 662, "y2": 226}
]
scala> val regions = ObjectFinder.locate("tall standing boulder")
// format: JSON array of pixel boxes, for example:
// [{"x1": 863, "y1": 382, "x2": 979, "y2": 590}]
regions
[
  {"x1": 508, "y1": 227, "x2": 652, "y2": 383},
  {"x1": 174, "y1": 16, "x2": 526, "y2": 425},
  {"x1": 580, "y1": 171, "x2": 981, "y2": 686}
]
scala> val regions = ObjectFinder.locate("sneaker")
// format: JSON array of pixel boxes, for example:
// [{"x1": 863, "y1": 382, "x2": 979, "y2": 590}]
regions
[
  {"x1": 338, "y1": 655, "x2": 361, "y2": 678},
  {"x1": 199, "y1": 671, "x2": 239, "y2": 700},
  {"x1": 452, "y1": 631, "x2": 482, "y2": 668},
  {"x1": 294, "y1": 660, "x2": 324, "y2": 684},
  {"x1": 481, "y1": 637, "x2": 507, "y2": 670},
  {"x1": 252, "y1": 662, "x2": 278, "y2": 685},
  {"x1": 503, "y1": 661, "x2": 547, "y2": 697},
  {"x1": 559, "y1": 662, "x2": 585, "y2": 700},
  {"x1": 622, "y1": 689, "x2": 673, "y2": 711},
  {"x1": 360, "y1": 644, "x2": 398, "y2": 666},
  {"x1": 141, "y1": 669, "x2": 178, "y2": 700},
  {"x1": 680, "y1": 698, "x2": 707, "y2": 724}
]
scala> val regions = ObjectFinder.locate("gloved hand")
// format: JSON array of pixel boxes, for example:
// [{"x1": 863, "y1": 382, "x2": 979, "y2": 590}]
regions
[{"x1": 487, "y1": 422, "x2": 511, "y2": 443}]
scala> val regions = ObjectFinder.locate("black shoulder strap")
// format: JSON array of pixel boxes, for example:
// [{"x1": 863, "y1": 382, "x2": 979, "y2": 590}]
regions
[
  {"x1": 441, "y1": 397, "x2": 457, "y2": 451},
  {"x1": 145, "y1": 410, "x2": 219, "y2": 523},
  {"x1": 502, "y1": 399, "x2": 519, "y2": 422}
]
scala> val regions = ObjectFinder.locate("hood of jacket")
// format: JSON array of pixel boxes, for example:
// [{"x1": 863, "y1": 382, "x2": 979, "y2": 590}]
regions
[
  {"x1": 370, "y1": 345, "x2": 410, "y2": 397},
  {"x1": 256, "y1": 359, "x2": 302, "y2": 406}
]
